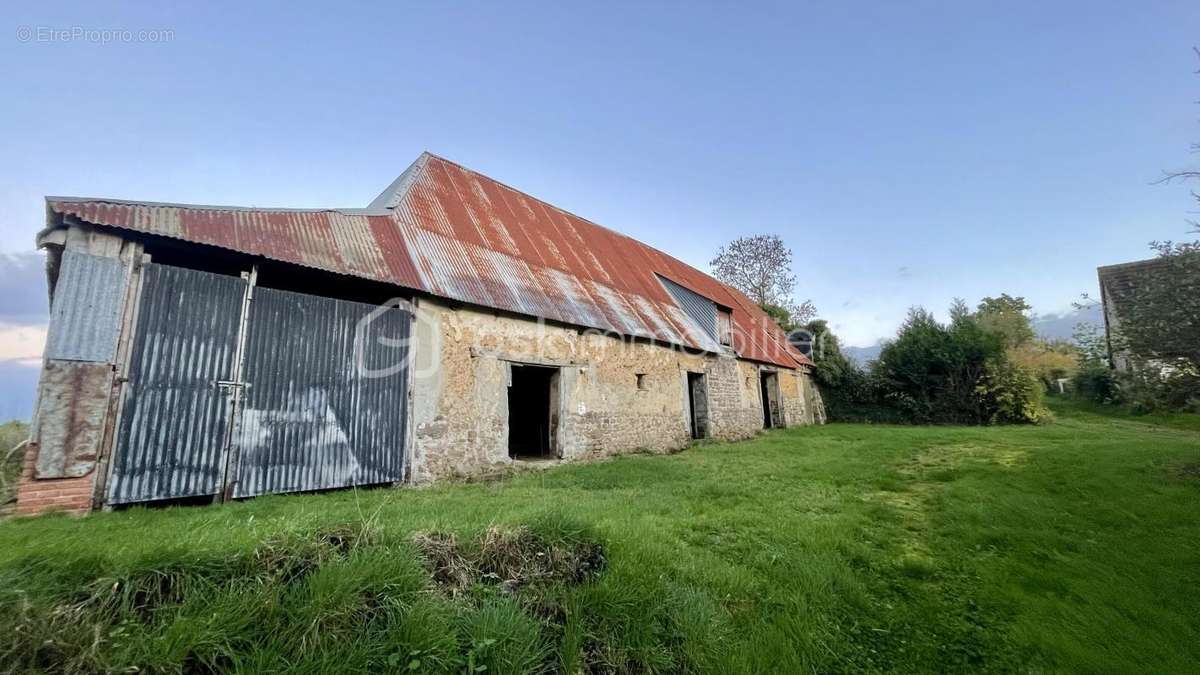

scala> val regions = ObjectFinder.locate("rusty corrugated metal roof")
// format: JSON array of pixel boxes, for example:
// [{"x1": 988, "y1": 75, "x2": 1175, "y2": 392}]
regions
[{"x1": 46, "y1": 153, "x2": 808, "y2": 368}]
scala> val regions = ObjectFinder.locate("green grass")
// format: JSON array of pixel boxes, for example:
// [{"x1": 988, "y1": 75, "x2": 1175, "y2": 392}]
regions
[
  {"x1": 1, "y1": 421, "x2": 29, "y2": 515},
  {"x1": 1, "y1": 403, "x2": 1197, "y2": 673}
]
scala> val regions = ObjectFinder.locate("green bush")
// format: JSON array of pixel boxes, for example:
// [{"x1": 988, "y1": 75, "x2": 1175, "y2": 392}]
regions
[
  {"x1": 1115, "y1": 363, "x2": 1200, "y2": 414},
  {"x1": 976, "y1": 359, "x2": 1050, "y2": 424},
  {"x1": 805, "y1": 321, "x2": 908, "y2": 423},
  {"x1": 811, "y1": 304, "x2": 1046, "y2": 425},
  {"x1": 1071, "y1": 362, "x2": 1120, "y2": 405}
]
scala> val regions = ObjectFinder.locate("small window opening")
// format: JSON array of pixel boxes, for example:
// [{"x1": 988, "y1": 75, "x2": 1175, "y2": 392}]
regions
[
  {"x1": 508, "y1": 364, "x2": 560, "y2": 460},
  {"x1": 636, "y1": 373, "x2": 647, "y2": 390},
  {"x1": 717, "y1": 309, "x2": 733, "y2": 346}
]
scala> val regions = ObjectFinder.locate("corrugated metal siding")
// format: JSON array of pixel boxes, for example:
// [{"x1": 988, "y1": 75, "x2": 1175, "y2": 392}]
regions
[
  {"x1": 108, "y1": 264, "x2": 246, "y2": 504},
  {"x1": 48, "y1": 153, "x2": 808, "y2": 368},
  {"x1": 34, "y1": 360, "x2": 113, "y2": 478},
  {"x1": 232, "y1": 287, "x2": 409, "y2": 497},
  {"x1": 658, "y1": 274, "x2": 718, "y2": 342},
  {"x1": 44, "y1": 250, "x2": 126, "y2": 363}
]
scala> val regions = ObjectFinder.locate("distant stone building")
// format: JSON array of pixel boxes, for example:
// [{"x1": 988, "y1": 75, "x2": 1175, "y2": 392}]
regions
[
  {"x1": 18, "y1": 153, "x2": 823, "y2": 515},
  {"x1": 1097, "y1": 256, "x2": 1198, "y2": 371}
]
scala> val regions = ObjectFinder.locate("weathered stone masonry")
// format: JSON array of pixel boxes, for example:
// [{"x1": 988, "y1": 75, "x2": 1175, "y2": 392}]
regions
[{"x1": 409, "y1": 297, "x2": 823, "y2": 481}]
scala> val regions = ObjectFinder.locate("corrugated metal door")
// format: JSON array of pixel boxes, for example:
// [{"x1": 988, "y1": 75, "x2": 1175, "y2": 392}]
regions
[
  {"x1": 231, "y1": 287, "x2": 410, "y2": 497},
  {"x1": 108, "y1": 264, "x2": 246, "y2": 504}
]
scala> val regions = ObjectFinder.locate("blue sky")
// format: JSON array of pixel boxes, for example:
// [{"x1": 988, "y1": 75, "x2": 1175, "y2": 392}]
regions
[{"x1": 0, "y1": 1, "x2": 1197, "y2": 416}]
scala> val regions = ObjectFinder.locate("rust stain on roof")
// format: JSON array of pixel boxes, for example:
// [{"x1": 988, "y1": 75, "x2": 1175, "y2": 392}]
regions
[{"x1": 47, "y1": 152, "x2": 808, "y2": 368}]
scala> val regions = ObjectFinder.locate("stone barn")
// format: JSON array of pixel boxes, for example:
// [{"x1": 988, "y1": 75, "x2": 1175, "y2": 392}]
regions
[{"x1": 16, "y1": 153, "x2": 823, "y2": 515}]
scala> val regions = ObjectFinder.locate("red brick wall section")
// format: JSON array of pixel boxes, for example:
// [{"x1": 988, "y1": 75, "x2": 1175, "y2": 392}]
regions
[{"x1": 15, "y1": 442, "x2": 95, "y2": 516}]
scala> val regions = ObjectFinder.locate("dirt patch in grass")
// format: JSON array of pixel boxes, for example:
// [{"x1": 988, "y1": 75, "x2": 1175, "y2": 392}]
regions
[
  {"x1": 413, "y1": 524, "x2": 606, "y2": 596},
  {"x1": 1165, "y1": 462, "x2": 1200, "y2": 482},
  {"x1": 866, "y1": 443, "x2": 1031, "y2": 572},
  {"x1": 907, "y1": 443, "x2": 1029, "y2": 473}
]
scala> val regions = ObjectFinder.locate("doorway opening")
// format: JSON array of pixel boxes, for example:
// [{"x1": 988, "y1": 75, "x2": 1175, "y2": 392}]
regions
[
  {"x1": 508, "y1": 364, "x2": 560, "y2": 460},
  {"x1": 686, "y1": 372, "x2": 709, "y2": 439},
  {"x1": 760, "y1": 371, "x2": 781, "y2": 429}
]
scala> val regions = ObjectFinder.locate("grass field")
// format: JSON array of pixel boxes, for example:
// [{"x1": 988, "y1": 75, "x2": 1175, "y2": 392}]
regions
[{"x1": 1, "y1": 401, "x2": 1197, "y2": 674}]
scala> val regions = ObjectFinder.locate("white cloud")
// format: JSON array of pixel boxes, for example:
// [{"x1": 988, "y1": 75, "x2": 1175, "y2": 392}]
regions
[
  {"x1": 828, "y1": 309, "x2": 903, "y2": 348},
  {"x1": 0, "y1": 323, "x2": 47, "y2": 367}
]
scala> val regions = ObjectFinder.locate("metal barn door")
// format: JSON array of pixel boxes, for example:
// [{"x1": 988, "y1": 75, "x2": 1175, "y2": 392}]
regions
[
  {"x1": 230, "y1": 287, "x2": 410, "y2": 498},
  {"x1": 108, "y1": 264, "x2": 246, "y2": 504},
  {"x1": 108, "y1": 263, "x2": 411, "y2": 505}
]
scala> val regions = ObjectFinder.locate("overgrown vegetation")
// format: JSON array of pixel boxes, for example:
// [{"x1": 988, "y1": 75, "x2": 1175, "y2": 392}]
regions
[
  {"x1": 1, "y1": 421, "x2": 29, "y2": 512},
  {"x1": 1, "y1": 403, "x2": 1197, "y2": 673},
  {"x1": 2, "y1": 515, "x2": 626, "y2": 674},
  {"x1": 808, "y1": 298, "x2": 1051, "y2": 424}
]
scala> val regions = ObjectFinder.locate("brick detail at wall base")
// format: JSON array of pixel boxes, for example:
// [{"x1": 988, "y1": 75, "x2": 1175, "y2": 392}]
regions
[{"x1": 15, "y1": 441, "x2": 95, "y2": 516}]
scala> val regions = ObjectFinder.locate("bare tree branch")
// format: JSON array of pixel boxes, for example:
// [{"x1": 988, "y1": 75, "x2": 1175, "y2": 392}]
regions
[{"x1": 710, "y1": 234, "x2": 816, "y2": 327}]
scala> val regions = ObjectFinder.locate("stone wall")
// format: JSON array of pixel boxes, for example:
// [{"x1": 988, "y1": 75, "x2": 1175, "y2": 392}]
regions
[
  {"x1": 409, "y1": 298, "x2": 823, "y2": 481},
  {"x1": 705, "y1": 357, "x2": 763, "y2": 440}
]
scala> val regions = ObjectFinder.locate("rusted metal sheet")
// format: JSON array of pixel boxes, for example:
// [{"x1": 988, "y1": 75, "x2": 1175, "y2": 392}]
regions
[
  {"x1": 44, "y1": 250, "x2": 126, "y2": 363},
  {"x1": 388, "y1": 155, "x2": 805, "y2": 367},
  {"x1": 231, "y1": 287, "x2": 409, "y2": 497},
  {"x1": 47, "y1": 153, "x2": 808, "y2": 369},
  {"x1": 34, "y1": 360, "x2": 113, "y2": 478},
  {"x1": 48, "y1": 200, "x2": 426, "y2": 295},
  {"x1": 107, "y1": 263, "x2": 246, "y2": 504}
]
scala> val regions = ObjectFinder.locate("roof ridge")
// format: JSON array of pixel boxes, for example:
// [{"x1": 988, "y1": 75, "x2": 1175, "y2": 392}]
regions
[
  {"x1": 419, "y1": 153, "x2": 741, "y2": 303},
  {"x1": 46, "y1": 195, "x2": 385, "y2": 216},
  {"x1": 366, "y1": 152, "x2": 432, "y2": 210}
]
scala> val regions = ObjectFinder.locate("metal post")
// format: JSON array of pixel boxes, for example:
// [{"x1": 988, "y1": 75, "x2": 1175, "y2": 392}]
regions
[{"x1": 216, "y1": 265, "x2": 257, "y2": 502}]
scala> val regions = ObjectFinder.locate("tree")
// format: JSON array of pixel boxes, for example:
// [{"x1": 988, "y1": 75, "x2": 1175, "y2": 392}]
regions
[
  {"x1": 760, "y1": 303, "x2": 799, "y2": 332},
  {"x1": 710, "y1": 235, "x2": 816, "y2": 325},
  {"x1": 803, "y1": 319, "x2": 857, "y2": 386},
  {"x1": 1009, "y1": 340, "x2": 1078, "y2": 391},
  {"x1": 974, "y1": 293, "x2": 1079, "y2": 394},
  {"x1": 975, "y1": 294, "x2": 1035, "y2": 348},
  {"x1": 872, "y1": 306, "x2": 1002, "y2": 423},
  {"x1": 872, "y1": 302, "x2": 1046, "y2": 424}
]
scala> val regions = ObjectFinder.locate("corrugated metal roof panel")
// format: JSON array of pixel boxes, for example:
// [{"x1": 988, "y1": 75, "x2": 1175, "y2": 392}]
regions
[
  {"x1": 658, "y1": 274, "x2": 718, "y2": 343},
  {"x1": 47, "y1": 153, "x2": 809, "y2": 368},
  {"x1": 49, "y1": 200, "x2": 426, "y2": 294}
]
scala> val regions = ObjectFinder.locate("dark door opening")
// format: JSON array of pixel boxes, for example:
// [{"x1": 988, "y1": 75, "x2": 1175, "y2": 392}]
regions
[
  {"x1": 508, "y1": 364, "x2": 559, "y2": 459},
  {"x1": 760, "y1": 372, "x2": 780, "y2": 429},
  {"x1": 687, "y1": 372, "x2": 709, "y2": 439}
]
